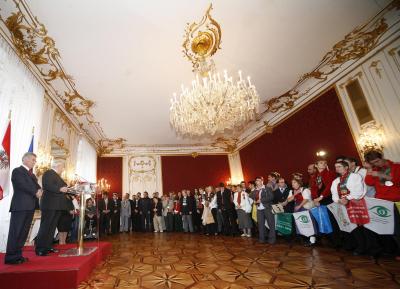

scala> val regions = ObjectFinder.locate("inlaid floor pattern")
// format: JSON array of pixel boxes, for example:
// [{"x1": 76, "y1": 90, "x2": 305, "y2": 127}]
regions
[{"x1": 79, "y1": 233, "x2": 400, "y2": 289}]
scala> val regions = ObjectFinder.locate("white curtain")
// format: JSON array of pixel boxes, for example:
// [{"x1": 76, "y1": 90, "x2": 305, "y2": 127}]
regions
[
  {"x1": 0, "y1": 38, "x2": 44, "y2": 251},
  {"x1": 75, "y1": 137, "x2": 97, "y2": 183}
]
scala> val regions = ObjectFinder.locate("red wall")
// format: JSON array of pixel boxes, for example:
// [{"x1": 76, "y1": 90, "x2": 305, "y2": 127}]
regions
[
  {"x1": 97, "y1": 157, "x2": 123, "y2": 195},
  {"x1": 240, "y1": 88, "x2": 360, "y2": 183},
  {"x1": 162, "y1": 155, "x2": 230, "y2": 193}
]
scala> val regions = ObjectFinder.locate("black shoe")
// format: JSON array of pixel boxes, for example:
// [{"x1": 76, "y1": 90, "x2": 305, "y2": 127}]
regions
[
  {"x1": 47, "y1": 248, "x2": 59, "y2": 253},
  {"x1": 304, "y1": 241, "x2": 315, "y2": 247},
  {"x1": 35, "y1": 251, "x2": 48, "y2": 256},
  {"x1": 5, "y1": 258, "x2": 24, "y2": 265}
]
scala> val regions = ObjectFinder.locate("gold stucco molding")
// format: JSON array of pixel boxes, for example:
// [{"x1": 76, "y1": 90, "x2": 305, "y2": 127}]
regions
[{"x1": 0, "y1": 0, "x2": 124, "y2": 154}]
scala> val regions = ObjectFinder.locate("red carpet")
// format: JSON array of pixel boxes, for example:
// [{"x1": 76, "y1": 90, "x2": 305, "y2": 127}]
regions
[{"x1": 0, "y1": 242, "x2": 112, "y2": 289}]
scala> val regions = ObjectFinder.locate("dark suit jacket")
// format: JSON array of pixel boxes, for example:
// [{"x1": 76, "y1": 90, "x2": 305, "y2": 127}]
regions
[
  {"x1": 218, "y1": 188, "x2": 234, "y2": 210},
  {"x1": 10, "y1": 166, "x2": 41, "y2": 212},
  {"x1": 138, "y1": 197, "x2": 152, "y2": 214},
  {"x1": 40, "y1": 169, "x2": 67, "y2": 210},
  {"x1": 110, "y1": 198, "x2": 121, "y2": 215},
  {"x1": 273, "y1": 186, "x2": 294, "y2": 213},
  {"x1": 180, "y1": 196, "x2": 194, "y2": 214},
  {"x1": 98, "y1": 198, "x2": 110, "y2": 215},
  {"x1": 260, "y1": 186, "x2": 274, "y2": 208},
  {"x1": 152, "y1": 201, "x2": 163, "y2": 216}
]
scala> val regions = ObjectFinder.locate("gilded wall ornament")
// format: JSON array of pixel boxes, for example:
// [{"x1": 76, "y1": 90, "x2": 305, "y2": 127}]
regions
[
  {"x1": 0, "y1": 0, "x2": 122, "y2": 152},
  {"x1": 97, "y1": 138, "x2": 126, "y2": 156},
  {"x1": 211, "y1": 137, "x2": 238, "y2": 153},
  {"x1": 264, "y1": 16, "x2": 390, "y2": 114}
]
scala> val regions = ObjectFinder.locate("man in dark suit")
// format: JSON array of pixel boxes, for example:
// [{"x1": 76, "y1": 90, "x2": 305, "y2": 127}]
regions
[
  {"x1": 35, "y1": 160, "x2": 68, "y2": 256},
  {"x1": 139, "y1": 191, "x2": 152, "y2": 232},
  {"x1": 98, "y1": 192, "x2": 111, "y2": 236},
  {"x1": 130, "y1": 192, "x2": 141, "y2": 232},
  {"x1": 254, "y1": 176, "x2": 276, "y2": 244},
  {"x1": 5, "y1": 152, "x2": 42, "y2": 264},
  {"x1": 217, "y1": 182, "x2": 238, "y2": 236},
  {"x1": 110, "y1": 192, "x2": 121, "y2": 234}
]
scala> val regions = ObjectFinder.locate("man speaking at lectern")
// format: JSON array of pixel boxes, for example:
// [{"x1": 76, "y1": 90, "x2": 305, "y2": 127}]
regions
[{"x1": 35, "y1": 159, "x2": 68, "y2": 256}]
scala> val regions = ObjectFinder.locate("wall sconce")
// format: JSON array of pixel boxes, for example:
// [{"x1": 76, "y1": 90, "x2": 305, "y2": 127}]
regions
[
  {"x1": 357, "y1": 122, "x2": 385, "y2": 154},
  {"x1": 316, "y1": 150, "x2": 327, "y2": 157},
  {"x1": 35, "y1": 148, "x2": 53, "y2": 177}
]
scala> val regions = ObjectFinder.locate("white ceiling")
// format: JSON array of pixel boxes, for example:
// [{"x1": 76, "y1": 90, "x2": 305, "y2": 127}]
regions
[{"x1": 27, "y1": 0, "x2": 389, "y2": 145}]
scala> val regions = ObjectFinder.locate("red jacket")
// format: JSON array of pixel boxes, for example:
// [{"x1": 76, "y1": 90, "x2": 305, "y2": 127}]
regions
[
  {"x1": 310, "y1": 168, "x2": 336, "y2": 200},
  {"x1": 365, "y1": 160, "x2": 400, "y2": 202}
]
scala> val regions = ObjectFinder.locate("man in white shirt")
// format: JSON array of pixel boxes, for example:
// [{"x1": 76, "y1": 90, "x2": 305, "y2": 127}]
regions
[{"x1": 331, "y1": 161, "x2": 366, "y2": 204}]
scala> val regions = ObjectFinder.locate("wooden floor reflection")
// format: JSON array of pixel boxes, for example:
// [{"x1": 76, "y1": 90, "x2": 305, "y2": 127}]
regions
[{"x1": 79, "y1": 233, "x2": 400, "y2": 289}]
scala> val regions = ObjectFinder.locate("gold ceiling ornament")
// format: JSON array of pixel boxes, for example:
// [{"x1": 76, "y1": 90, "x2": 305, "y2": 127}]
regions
[
  {"x1": 0, "y1": 0, "x2": 123, "y2": 152},
  {"x1": 264, "y1": 15, "x2": 390, "y2": 114},
  {"x1": 171, "y1": 4, "x2": 260, "y2": 138},
  {"x1": 191, "y1": 152, "x2": 199, "y2": 158},
  {"x1": 97, "y1": 138, "x2": 126, "y2": 156},
  {"x1": 182, "y1": 3, "x2": 221, "y2": 75},
  {"x1": 211, "y1": 137, "x2": 238, "y2": 153}
]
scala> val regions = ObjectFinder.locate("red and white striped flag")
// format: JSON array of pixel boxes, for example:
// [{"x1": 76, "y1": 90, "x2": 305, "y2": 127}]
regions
[{"x1": 0, "y1": 119, "x2": 11, "y2": 200}]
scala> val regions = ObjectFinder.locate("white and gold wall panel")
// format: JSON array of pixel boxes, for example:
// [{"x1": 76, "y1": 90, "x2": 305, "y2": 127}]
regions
[
  {"x1": 124, "y1": 155, "x2": 163, "y2": 196},
  {"x1": 336, "y1": 38, "x2": 400, "y2": 161}
]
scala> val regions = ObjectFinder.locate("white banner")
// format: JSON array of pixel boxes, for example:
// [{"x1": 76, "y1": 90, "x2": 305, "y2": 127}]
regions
[
  {"x1": 327, "y1": 202, "x2": 357, "y2": 233},
  {"x1": 293, "y1": 210, "x2": 315, "y2": 237},
  {"x1": 364, "y1": 197, "x2": 395, "y2": 235}
]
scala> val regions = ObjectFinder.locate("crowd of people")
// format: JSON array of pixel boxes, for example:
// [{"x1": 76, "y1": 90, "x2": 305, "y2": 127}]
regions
[
  {"x1": 88, "y1": 149, "x2": 399, "y2": 260},
  {"x1": 4, "y1": 149, "x2": 399, "y2": 265}
]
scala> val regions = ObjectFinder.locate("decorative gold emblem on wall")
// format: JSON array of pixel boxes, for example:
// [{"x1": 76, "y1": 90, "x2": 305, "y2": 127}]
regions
[
  {"x1": 182, "y1": 3, "x2": 221, "y2": 74},
  {"x1": 0, "y1": 0, "x2": 122, "y2": 153},
  {"x1": 264, "y1": 16, "x2": 390, "y2": 114}
]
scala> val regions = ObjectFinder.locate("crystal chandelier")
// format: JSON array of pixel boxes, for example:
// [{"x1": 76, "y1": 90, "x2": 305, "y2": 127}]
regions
[{"x1": 169, "y1": 4, "x2": 259, "y2": 137}]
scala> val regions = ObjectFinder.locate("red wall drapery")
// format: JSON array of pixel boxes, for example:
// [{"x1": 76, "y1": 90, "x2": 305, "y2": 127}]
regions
[
  {"x1": 240, "y1": 88, "x2": 360, "y2": 183},
  {"x1": 161, "y1": 155, "x2": 230, "y2": 193}
]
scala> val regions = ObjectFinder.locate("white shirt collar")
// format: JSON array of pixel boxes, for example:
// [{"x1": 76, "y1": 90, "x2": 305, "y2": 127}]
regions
[{"x1": 22, "y1": 164, "x2": 30, "y2": 171}]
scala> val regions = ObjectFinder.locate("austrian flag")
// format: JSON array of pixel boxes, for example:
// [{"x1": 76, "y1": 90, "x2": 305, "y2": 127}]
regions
[{"x1": 0, "y1": 120, "x2": 11, "y2": 200}]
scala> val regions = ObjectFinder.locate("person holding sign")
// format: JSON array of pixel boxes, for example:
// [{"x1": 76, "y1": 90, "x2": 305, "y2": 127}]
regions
[
  {"x1": 364, "y1": 150, "x2": 400, "y2": 259},
  {"x1": 331, "y1": 160, "x2": 375, "y2": 256},
  {"x1": 287, "y1": 174, "x2": 316, "y2": 246},
  {"x1": 364, "y1": 150, "x2": 400, "y2": 202}
]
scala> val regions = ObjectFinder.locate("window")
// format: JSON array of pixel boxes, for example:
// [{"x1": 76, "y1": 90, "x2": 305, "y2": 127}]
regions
[{"x1": 345, "y1": 79, "x2": 374, "y2": 125}]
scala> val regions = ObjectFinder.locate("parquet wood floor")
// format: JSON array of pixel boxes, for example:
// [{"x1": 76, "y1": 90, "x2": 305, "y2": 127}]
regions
[{"x1": 78, "y1": 233, "x2": 400, "y2": 289}]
